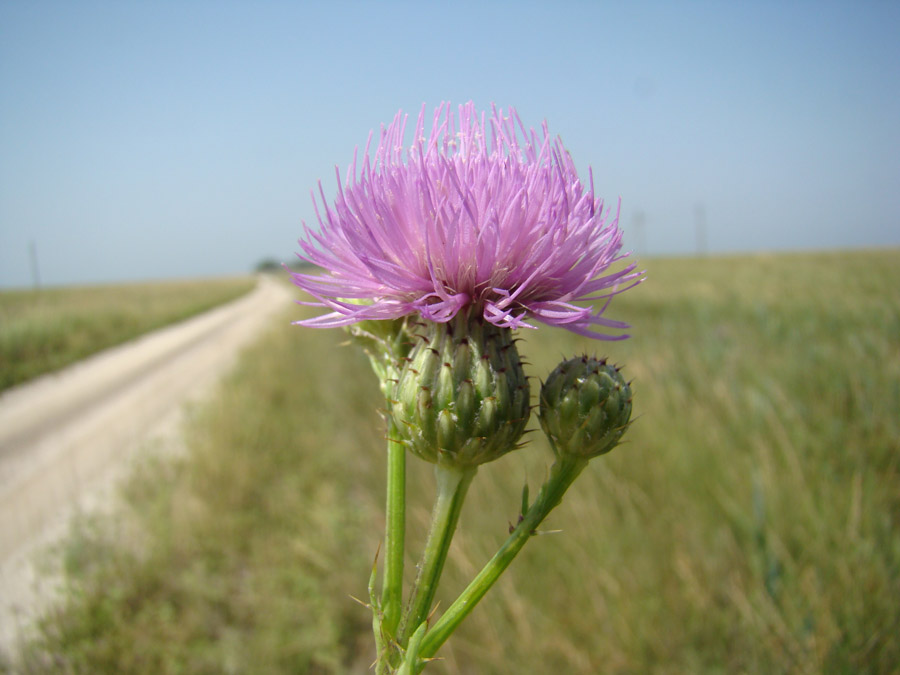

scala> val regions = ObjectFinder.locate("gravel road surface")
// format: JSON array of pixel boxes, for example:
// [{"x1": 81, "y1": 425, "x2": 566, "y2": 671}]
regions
[{"x1": 0, "y1": 275, "x2": 293, "y2": 654}]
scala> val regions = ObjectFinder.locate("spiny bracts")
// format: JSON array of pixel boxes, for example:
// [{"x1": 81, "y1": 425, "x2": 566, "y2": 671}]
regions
[
  {"x1": 539, "y1": 355, "x2": 632, "y2": 459},
  {"x1": 390, "y1": 314, "x2": 530, "y2": 467}
]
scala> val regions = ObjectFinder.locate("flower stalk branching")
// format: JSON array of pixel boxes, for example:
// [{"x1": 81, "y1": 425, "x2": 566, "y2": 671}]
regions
[{"x1": 293, "y1": 102, "x2": 642, "y2": 673}]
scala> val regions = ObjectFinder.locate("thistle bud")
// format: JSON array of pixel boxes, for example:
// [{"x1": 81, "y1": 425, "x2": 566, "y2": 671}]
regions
[
  {"x1": 391, "y1": 315, "x2": 530, "y2": 467},
  {"x1": 346, "y1": 316, "x2": 412, "y2": 399},
  {"x1": 539, "y1": 356, "x2": 632, "y2": 459}
]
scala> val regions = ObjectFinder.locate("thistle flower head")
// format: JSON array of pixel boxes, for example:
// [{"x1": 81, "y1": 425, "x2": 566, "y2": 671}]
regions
[{"x1": 292, "y1": 102, "x2": 641, "y2": 339}]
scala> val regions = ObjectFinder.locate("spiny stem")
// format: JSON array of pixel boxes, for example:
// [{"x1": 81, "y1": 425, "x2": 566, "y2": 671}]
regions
[
  {"x1": 399, "y1": 462, "x2": 477, "y2": 646},
  {"x1": 414, "y1": 456, "x2": 587, "y2": 667}
]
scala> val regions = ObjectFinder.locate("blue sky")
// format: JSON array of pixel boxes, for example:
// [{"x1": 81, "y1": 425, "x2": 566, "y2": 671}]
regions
[{"x1": 1, "y1": 1, "x2": 898, "y2": 287}]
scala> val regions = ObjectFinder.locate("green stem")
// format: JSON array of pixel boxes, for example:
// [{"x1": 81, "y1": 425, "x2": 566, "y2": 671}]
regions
[
  {"x1": 378, "y1": 423, "x2": 406, "y2": 666},
  {"x1": 415, "y1": 456, "x2": 587, "y2": 667},
  {"x1": 399, "y1": 462, "x2": 477, "y2": 646}
]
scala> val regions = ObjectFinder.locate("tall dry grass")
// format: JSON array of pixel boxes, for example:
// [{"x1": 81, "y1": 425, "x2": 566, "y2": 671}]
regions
[
  {"x1": 11, "y1": 249, "x2": 899, "y2": 673},
  {"x1": 0, "y1": 276, "x2": 255, "y2": 391}
]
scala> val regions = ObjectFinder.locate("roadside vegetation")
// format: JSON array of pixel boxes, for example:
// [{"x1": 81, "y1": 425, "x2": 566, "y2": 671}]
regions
[
  {"x1": 0, "y1": 277, "x2": 255, "y2": 392},
  {"x1": 10, "y1": 249, "x2": 900, "y2": 673}
]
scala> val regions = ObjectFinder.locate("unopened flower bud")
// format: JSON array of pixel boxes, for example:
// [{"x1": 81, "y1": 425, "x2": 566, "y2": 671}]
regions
[
  {"x1": 346, "y1": 315, "x2": 412, "y2": 399},
  {"x1": 391, "y1": 315, "x2": 530, "y2": 467},
  {"x1": 539, "y1": 356, "x2": 632, "y2": 459}
]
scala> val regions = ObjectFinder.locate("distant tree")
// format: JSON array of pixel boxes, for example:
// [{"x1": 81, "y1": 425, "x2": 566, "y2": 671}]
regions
[
  {"x1": 254, "y1": 257, "x2": 320, "y2": 274},
  {"x1": 255, "y1": 258, "x2": 283, "y2": 273},
  {"x1": 284, "y1": 258, "x2": 319, "y2": 272}
]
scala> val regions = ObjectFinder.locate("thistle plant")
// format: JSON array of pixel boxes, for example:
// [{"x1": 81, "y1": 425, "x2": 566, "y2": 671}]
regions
[{"x1": 291, "y1": 102, "x2": 642, "y2": 673}]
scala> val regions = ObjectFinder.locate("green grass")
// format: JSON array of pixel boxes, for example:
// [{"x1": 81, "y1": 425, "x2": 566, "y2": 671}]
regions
[
  {"x1": 11, "y1": 249, "x2": 900, "y2": 673},
  {"x1": 0, "y1": 277, "x2": 256, "y2": 391}
]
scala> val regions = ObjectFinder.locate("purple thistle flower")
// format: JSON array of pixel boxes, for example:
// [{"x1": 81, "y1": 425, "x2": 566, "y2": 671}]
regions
[{"x1": 291, "y1": 102, "x2": 641, "y2": 339}]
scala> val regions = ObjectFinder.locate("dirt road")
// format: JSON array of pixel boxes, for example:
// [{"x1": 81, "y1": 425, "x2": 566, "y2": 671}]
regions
[{"x1": 0, "y1": 275, "x2": 294, "y2": 653}]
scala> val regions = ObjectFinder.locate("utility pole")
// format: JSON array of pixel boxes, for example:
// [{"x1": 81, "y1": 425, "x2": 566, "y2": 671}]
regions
[
  {"x1": 694, "y1": 204, "x2": 708, "y2": 257},
  {"x1": 29, "y1": 240, "x2": 41, "y2": 289},
  {"x1": 632, "y1": 210, "x2": 647, "y2": 258}
]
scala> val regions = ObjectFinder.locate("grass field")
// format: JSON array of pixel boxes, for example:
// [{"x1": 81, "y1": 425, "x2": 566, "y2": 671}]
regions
[
  {"x1": 9, "y1": 249, "x2": 899, "y2": 673},
  {"x1": 0, "y1": 277, "x2": 256, "y2": 392}
]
